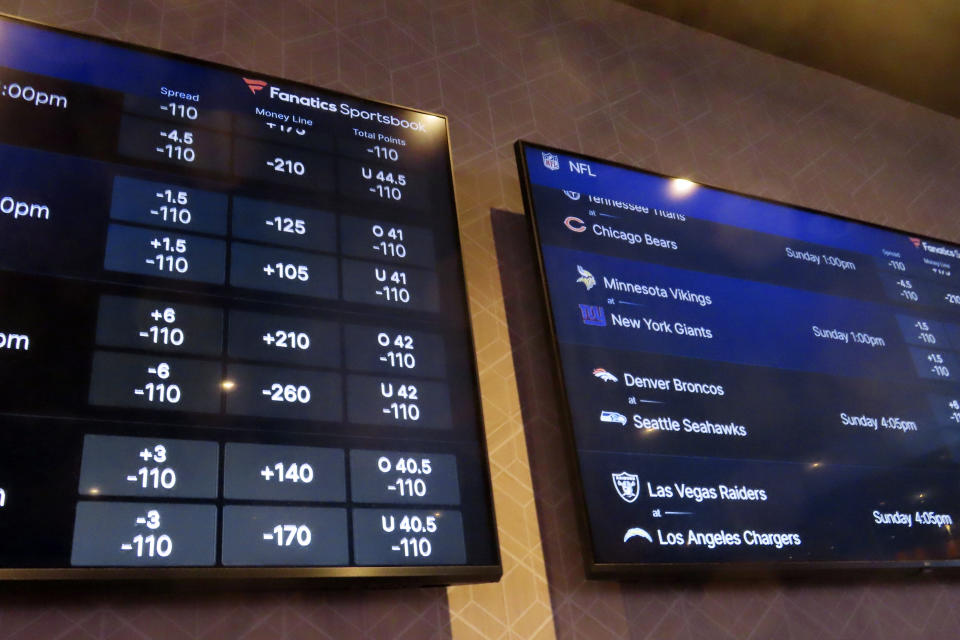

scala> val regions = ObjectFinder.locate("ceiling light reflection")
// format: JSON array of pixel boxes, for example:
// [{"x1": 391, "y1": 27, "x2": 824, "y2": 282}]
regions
[{"x1": 669, "y1": 178, "x2": 697, "y2": 198}]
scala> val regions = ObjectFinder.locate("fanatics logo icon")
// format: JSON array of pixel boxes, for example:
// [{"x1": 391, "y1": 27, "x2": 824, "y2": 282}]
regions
[
  {"x1": 909, "y1": 237, "x2": 921, "y2": 249},
  {"x1": 542, "y1": 152, "x2": 560, "y2": 171},
  {"x1": 243, "y1": 78, "x2": 268, "y2": 94}
]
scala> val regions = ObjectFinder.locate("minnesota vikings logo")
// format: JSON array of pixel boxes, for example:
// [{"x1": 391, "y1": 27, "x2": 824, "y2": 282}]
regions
[{"x1": 576, "y1": 265, "x2": 596, "y2": 290}]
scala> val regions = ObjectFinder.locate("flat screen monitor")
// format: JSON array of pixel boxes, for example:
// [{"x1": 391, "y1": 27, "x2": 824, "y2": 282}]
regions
[
  {"x1": 0, "y1": 15, "x2": 500, "y2": 584},
  {"x1": 517, "y1": 140, "x2": 960, "y2": 576}
]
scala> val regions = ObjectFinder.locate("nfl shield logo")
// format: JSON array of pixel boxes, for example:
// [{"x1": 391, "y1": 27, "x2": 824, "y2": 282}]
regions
[
  {"x1": 612, "y1": 471, "x2": 639, "y2": 503},
  {"x1": 542, "y1": 152, "x2": 560, "y2": 171}
]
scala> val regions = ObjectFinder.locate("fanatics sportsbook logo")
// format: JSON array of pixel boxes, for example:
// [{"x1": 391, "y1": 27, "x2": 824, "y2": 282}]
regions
[
  {"x1": 243, "y1": 78, "x2": 268, "y2": 94},
  {"x1": 542, "y1": 152, "x2": 560, "y2": 171}
]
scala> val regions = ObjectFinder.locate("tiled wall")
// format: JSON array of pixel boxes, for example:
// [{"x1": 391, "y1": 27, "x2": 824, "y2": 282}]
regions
[{"x1": 1, "y1": 1, "x2": 959, "y2": 639}]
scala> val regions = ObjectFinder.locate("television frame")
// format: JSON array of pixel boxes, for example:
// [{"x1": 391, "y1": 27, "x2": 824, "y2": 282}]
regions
[
  {"x1": 516, "y1": 139, "x2": 960, "y2": 578},
  {"x1": 0, "y1": 12, "x2": 502, "y2": 586}
]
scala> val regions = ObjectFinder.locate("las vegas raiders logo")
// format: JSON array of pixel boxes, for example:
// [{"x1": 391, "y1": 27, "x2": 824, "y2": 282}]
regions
[{"x1": 612, "y1": 471, "x2": 639, "y2": 503}]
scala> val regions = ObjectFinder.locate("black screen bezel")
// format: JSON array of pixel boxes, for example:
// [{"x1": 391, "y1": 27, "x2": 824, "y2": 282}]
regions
[
  {"x1": 0, "y1": 11, "x2": 501, "y2": 586},
  {"x1": 515, "y1": 139, "x2": 960, "y2": 579}
]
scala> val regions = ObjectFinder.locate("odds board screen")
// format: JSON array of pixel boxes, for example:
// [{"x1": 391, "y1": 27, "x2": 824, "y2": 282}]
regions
[{"x1": 0, "y1": 16, "x2": 499, "y2": 583}]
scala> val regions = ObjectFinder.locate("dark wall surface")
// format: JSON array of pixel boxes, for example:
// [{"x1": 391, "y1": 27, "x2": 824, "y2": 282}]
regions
[{"x1": 1, "y1": 1, "x2": 959, "y2": 638}]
